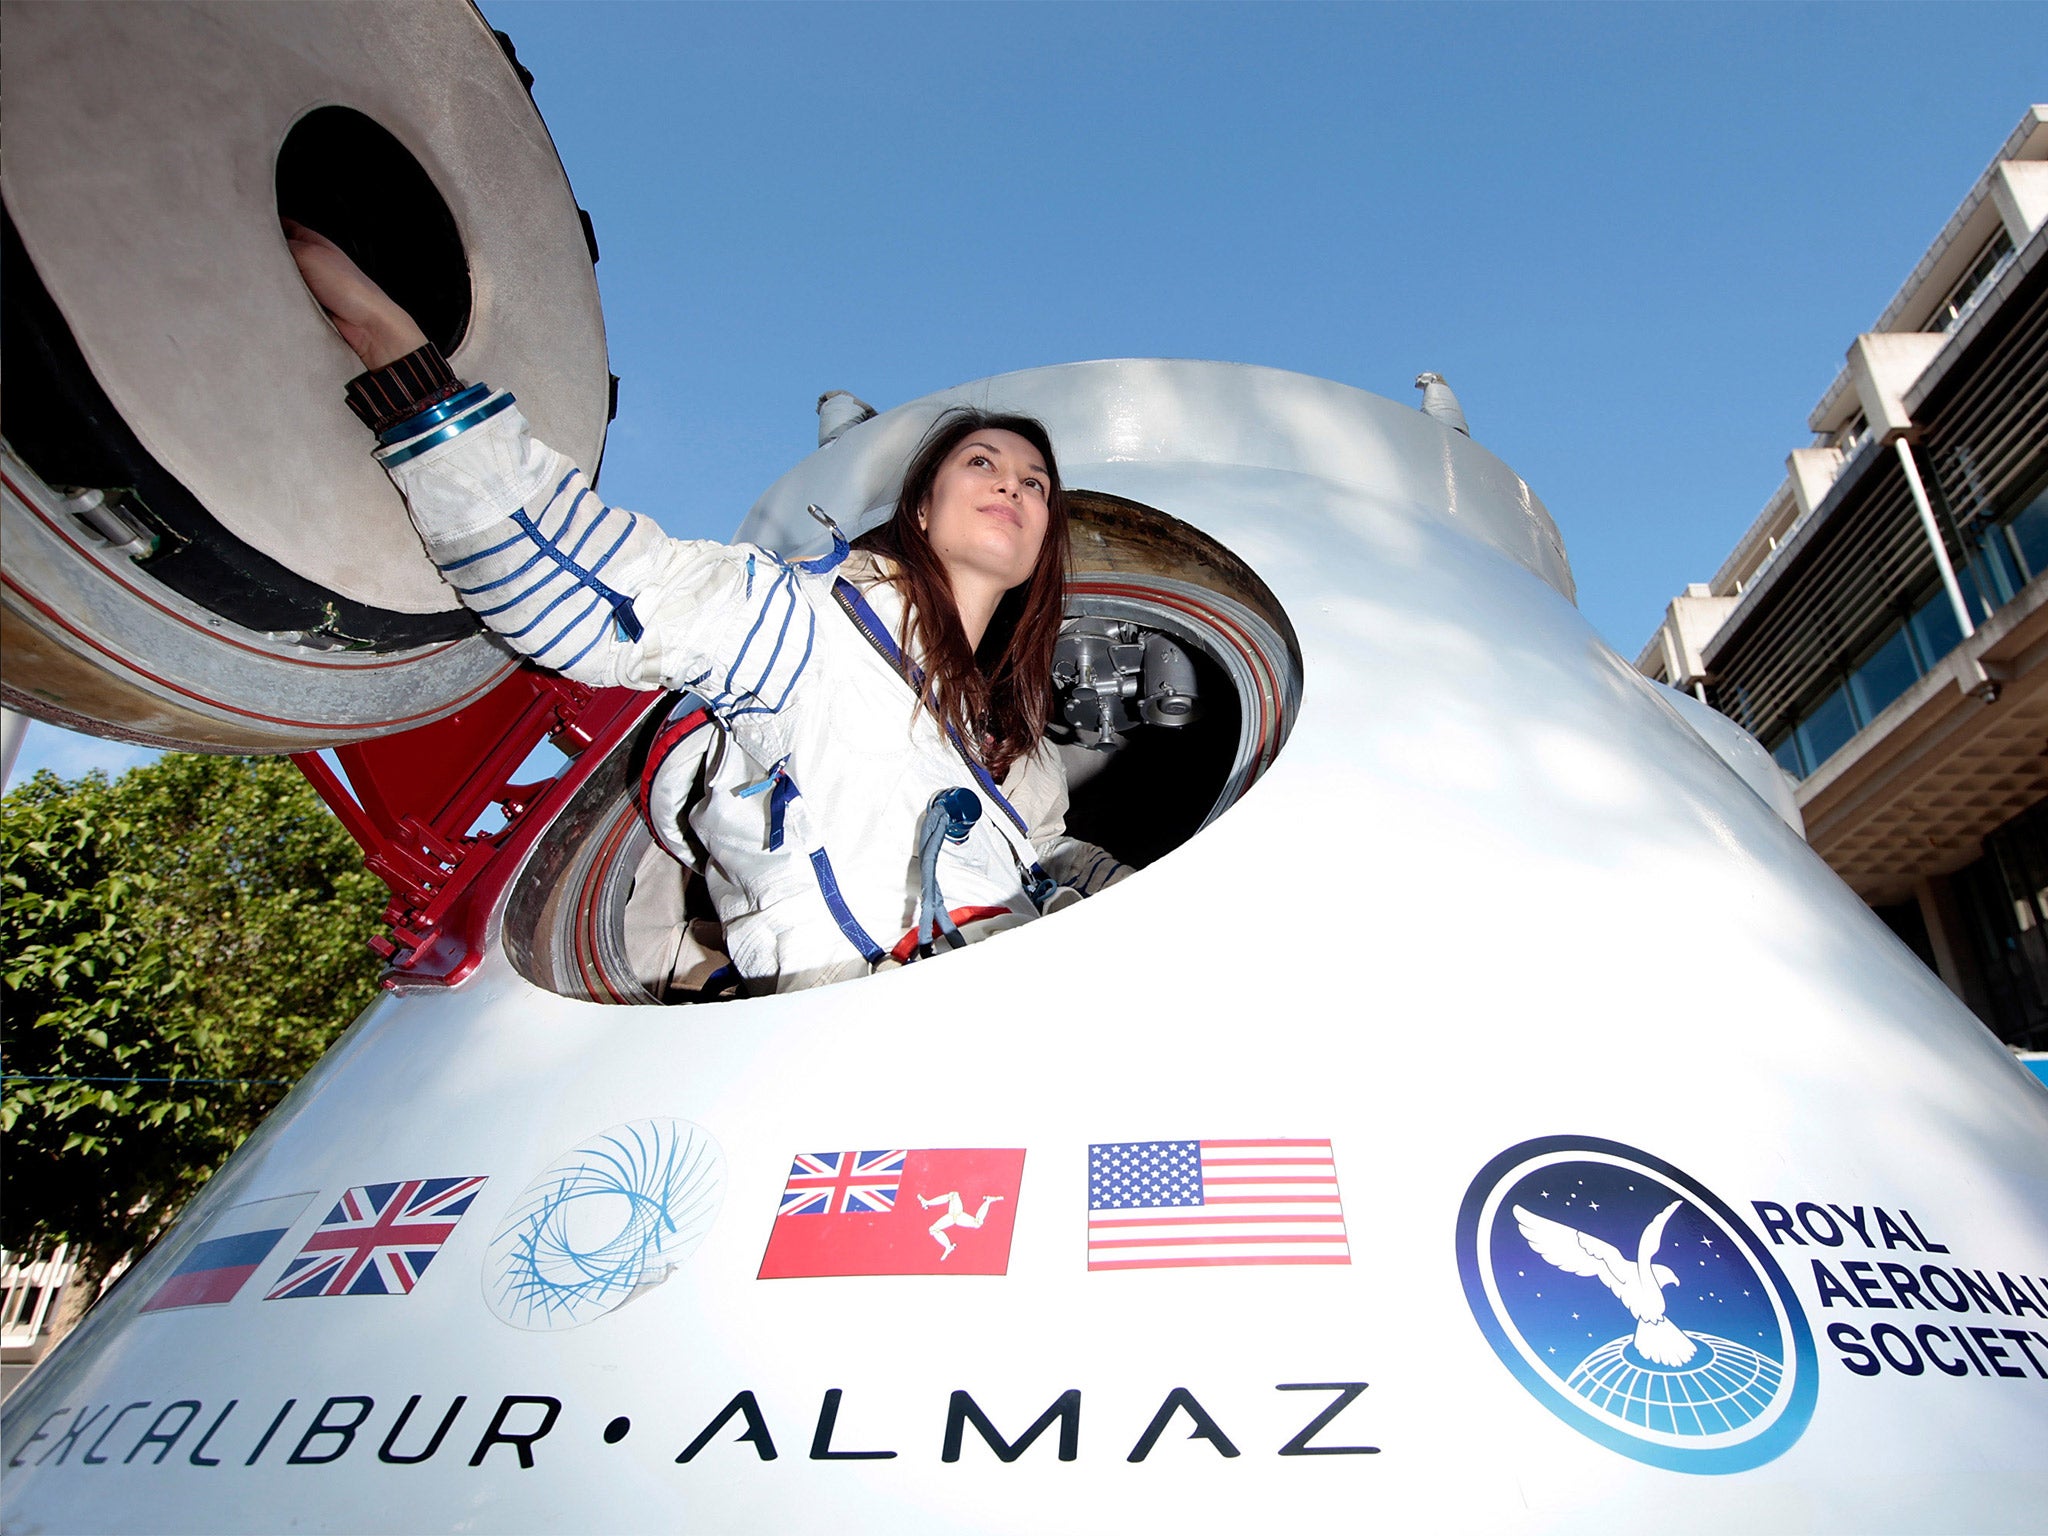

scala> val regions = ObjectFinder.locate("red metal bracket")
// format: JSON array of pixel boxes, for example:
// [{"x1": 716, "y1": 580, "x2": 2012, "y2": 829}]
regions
[{"x1": 293, "y1": 667, "x2": 659, "y2": 988}]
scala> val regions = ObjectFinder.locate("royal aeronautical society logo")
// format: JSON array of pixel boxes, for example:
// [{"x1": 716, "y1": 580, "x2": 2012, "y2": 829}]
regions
[{"x1": 1456, "y1": 1136, "x2": 1817, "y2": 1474}]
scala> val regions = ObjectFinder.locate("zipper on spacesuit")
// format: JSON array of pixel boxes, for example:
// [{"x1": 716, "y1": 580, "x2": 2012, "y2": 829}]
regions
[
  {"x1": 827, "y1": 578, "x2": 1056, "y2": 912},
  {"x1": 828, "y1": 581, "x2": 1028, "y2": 830}
]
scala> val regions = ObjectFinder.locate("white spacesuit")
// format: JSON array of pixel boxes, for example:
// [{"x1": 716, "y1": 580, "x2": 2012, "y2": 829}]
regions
[{"x1": 375, "y1": 382, "x2": 1127, "y2": 992}]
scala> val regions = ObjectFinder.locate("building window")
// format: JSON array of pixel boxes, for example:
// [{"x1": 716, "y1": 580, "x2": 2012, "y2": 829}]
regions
[
  {"x1": 1905, "y1": 583, "x2": 1967, "y2": 671},
  {"x1": 1768, "y1": 729, "x2": 1804, "y2": 778},
  {"x1": 1926, "y1": 228, "x2": 2015, "y2": 334},
  {"x1": 1847, "y1": 624, "x2": 1919, "y2": 724},
  {"x1": 1766, "y1": 575, "x2": 1987, "y2": 782},
  {"x1": 1941, "y1": 464, "x2": 2047, "y2": 620},
  {"x1": 1995, "y1": 481, "x2": 2048, "y2": 588},
  {"x1": 1794, "y1": 684, "x2": 1858, "y2": 771},
  {"x1": 1950, "y1": 798, "x2": 2048, "y2": 1049}
]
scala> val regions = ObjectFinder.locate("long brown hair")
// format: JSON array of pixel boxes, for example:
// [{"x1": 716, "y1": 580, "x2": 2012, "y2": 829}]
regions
[{"x1": 852, "y1": 409, "x2": 1071, "y2": 779}]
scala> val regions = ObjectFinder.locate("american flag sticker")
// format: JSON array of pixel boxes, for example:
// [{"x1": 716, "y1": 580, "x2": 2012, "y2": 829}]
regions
[{"x1": 1087, "y1": 1139, "x2": 1350, "y2": 1270}]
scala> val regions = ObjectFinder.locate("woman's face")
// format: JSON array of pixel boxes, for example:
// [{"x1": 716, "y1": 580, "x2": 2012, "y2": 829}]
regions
[{"x1": 919, "y1": 429, "x2": 1051, "y2": 595}]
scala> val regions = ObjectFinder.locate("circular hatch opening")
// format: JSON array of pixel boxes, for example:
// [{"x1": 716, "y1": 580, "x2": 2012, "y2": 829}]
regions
[
  {"x1": 275, "y1": 106, "x2": 471, "y2": 357},
  {"x1": 499, "y1": 493, "x2": 1303, "y2": 1005}
]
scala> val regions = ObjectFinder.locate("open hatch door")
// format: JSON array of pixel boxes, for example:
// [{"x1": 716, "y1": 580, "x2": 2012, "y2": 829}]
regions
[{"x1": 1, "y1": 0, "x2": 612, "y2": 754}]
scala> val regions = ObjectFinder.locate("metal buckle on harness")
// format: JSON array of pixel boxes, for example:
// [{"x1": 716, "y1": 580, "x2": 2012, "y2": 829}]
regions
[
  {"x1": 794, "y1": 503, "x2": 851, "y2": 574},
  {"x1": 1017, "y1": 861, "x2": 1058, "y2": 912}
]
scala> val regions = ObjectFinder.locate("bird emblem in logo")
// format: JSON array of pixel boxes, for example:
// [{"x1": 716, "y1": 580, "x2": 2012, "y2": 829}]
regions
[
  {"x1": 1457, "y1": 1137, "x2": 1817, "y2": 1474},
  {"x1": 1515, "y1": 1200, "x2": 1699, "y2": 1366}
]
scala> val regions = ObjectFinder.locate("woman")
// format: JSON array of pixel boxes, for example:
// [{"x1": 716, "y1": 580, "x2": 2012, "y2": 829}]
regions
[{"x1": 287, "y1": 224, "x2": 1127, "y2": 994}]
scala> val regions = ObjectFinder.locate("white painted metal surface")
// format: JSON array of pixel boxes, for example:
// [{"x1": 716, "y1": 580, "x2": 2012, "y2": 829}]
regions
[{"x1": 5, "y1": 362, "x2": 2044, "y2": 1533}]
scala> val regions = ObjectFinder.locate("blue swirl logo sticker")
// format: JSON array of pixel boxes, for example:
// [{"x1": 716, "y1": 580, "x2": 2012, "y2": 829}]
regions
[
  {"x1": 485, "y1": 1118, "x2": 725, "y2": 1331},
  {"x1": 1456, "y1": 1136, "x2": 1816, "y2": 1473}
]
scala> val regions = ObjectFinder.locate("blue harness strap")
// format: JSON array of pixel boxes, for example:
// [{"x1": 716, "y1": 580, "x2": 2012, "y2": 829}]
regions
[
  {"x1": 808, "y1": 849, "x2": 885, "y2": 966},
  {"x1": 830, "y1": 580, "x2": 1028, "y2": 831},
  {"x1": 792, "y1": 503, "x2": 852, "y2": 574},
  {"x1": 767, "y1": 767, "x2": 799, "y2": 852},
  {"x1": 792, "y1": 527, "x2": 850, "y2": 574},
  {"x1": 735, "y1": 758, "x2": 800, "y2": 852}
]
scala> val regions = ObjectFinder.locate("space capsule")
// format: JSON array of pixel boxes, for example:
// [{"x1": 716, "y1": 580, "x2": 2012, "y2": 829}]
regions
[{"x1": 3, "y1": 4, "x2": 2044, "y2": 1532}]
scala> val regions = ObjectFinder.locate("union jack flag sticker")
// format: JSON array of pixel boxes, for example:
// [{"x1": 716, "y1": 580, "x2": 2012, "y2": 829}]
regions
[
  {"x1": 265, "y1": 1176, "x2": 487, "y2": 1300},
  {"x1": 778, "y1": 1151, "x2": 905, "y2": 1216}
]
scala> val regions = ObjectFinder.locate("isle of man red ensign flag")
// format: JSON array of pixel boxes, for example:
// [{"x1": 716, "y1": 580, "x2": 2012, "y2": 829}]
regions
[{"x1": 758, "y1": 1148, "x2": 1025, "y2": 1278}]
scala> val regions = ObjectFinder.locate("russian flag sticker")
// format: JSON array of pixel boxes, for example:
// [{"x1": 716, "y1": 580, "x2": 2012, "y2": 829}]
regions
[{"x1": 140, "y1": 1193, "x2": 315, "y2": 1312}]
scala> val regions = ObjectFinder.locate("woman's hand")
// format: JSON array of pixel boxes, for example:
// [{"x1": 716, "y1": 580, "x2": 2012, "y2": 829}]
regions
[{"x1": 282, "y1": 219, "x2": 428, "y2": 370}]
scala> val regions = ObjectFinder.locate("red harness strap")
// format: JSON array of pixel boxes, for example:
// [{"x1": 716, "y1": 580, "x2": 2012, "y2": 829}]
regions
[
  {"x1": 634, "y1": 704, "x2": 713, "y2": 844},
  {"x1": 888, "y1": 906, "x2": 1015, "y2": 965}
]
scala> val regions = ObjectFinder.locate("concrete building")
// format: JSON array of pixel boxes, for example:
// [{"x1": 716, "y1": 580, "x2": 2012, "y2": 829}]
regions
[
  {"x1": 1, "y1": 1246, "x2": 80, "y2": 1400},
  {"x1": 1638, "y1": 106, "x2": 2048, "y2": 1050}
]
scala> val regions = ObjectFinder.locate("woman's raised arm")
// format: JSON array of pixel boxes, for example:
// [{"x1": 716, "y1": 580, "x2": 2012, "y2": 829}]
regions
[
  {"x1": 284, "y1": 223, "x2": 817, "y2": 713},
  {"x1": 282, "y1": 220, "x2": 426, "y2": 369}
]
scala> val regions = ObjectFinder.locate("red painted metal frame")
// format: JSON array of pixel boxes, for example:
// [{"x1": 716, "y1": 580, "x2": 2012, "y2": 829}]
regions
[{"x1": 292, "y1": 667, "x2": 660, "y2": 988}]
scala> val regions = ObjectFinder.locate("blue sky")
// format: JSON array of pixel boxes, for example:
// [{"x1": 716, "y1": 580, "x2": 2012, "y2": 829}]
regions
[{"x1": 11, "y1": 1, "x2": 2046, "y2": 784}]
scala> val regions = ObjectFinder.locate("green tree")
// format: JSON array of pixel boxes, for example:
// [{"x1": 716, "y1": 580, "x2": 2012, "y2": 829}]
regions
[{"x1": 2, "y1": 754, "x2": 384, "y2": 1282}]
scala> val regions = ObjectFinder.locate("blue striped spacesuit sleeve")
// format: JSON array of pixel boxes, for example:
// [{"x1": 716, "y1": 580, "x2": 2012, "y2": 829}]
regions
[
  {"x1": 377, "y1": 389, "x2": 819, "y2": 707},
  {"x1": 706, "y1": 563, "x2": 816, "y2": 718}
]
